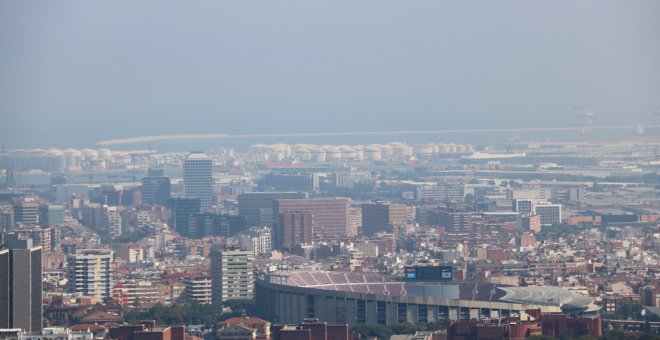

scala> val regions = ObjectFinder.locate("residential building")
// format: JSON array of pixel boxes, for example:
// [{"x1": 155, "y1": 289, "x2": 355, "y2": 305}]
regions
[
  {"x1": 183, "y1": 275, "x2": 212, "y2": 304},
  {"x1": 211, "y1": 249, "x2": 254, "y2": 305},
  {"x1": 0, "y1": 205, "x2": 13, "y2": 231},
  {"x1": 104, "y1": 207, "x2": 122, "y2": 238},
  {"x1": 67, "y1": 249, "x2": 113, "y2": 298},
  {"x1": 108, "y1": 322, "x2": 185, "y2": 340},
  {"x1": 238, "y1": 227, "x2": 272, "y2": 256},
  {"x1": 218, "y1": 317, "x2": 271, "y2": 340}
]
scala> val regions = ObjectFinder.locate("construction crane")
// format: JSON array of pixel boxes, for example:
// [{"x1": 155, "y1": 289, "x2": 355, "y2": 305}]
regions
[
  {"x1": 637, "y1": 109, "x2": 660, "y2": 136},
  {"x1": 573, "y1": 109, "x2": 596, "y2": 134}
]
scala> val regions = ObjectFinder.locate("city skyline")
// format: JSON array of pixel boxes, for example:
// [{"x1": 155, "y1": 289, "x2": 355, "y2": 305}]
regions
[{"x1": 0, "y1": 1, "x2": 659, "y2": 338}]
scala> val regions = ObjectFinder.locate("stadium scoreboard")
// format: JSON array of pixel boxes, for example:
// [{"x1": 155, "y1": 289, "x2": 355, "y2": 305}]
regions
[{"x1": 404, "y1": 266, "x2": 453, "y2": 281}]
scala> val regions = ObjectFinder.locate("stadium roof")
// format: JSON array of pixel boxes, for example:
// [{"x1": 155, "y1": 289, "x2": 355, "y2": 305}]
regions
[
  {"x1": 498, "y1": 286, "x2": 593, "y2": 309},
  {"x1": 264, "y1": 271, "x2": 590, "y2": 307}
]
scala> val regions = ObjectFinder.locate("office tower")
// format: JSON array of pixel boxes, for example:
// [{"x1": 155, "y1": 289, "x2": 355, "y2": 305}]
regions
[
  {"x1": 38, "y1": 204, "x2": 65, "y2": 226},
  {"x1": 188, "y1": 213, "x2": 219, "y2": 239},
  {"x1": 533, "y1": 203, "x2": 562, "y2": 226},
  {"x1": 0, "y1": 236, "x2": 43, "y2": 333},
  {"x1": 183, "y1": 152, "x2": 214, "y2": 209},
  {"x1": 513, "y1": 199, "x2": 534, "y2": 214},
  {"x1": 334, "y1": 168, "x2": 372, "y2": 188},
  {"x1": 261, "y1": 173, "x2": 320, "y2": 192},
  {"x1": 237, "y1": 192, "x2": 307, "y2": 227},
  {"x1": 419, "y1": 208, "x2": 473, "y2": 233},
  {"x1": 414, "y1": 183, "x2": 464, "y2": 202},
  {"x1": 141, "y1": 176, "x2": 171, "y2": 206},
  {"x1": 183, "y1": 276, "x2": 212, "y2": 304},
  {"x1": 443, "y1": 182, "x2": 465, "y2": 202},
  {"x1": 273, "y1": 198, "x2": 349, "y2": 239},
  {"x1": 81, "y1": 203, "x2": 104, "y2": 230},
  {"x1": 12, "y1": 228, "x2": 52, "y2": 253},
  {"x1": 90, "y1": 185, "x2": 122, "y2": 206},
  {"x1": 0, "y1": 205, "x2": 13, "y2": 231},
  {"x1": 170, "y1": 198, "x2": 201, "y2": 237},
  {"x1": 361, "y1": 203, "x2": 407, "y2": 236},
  {"x1": 188, "y1": 213, "x2": 247, "y2": 239},
  {"x1": 105, "y1": 206, "x2": 122, "y2": 238},
  {"x1": 13, "y1": 200, "x2": 38, "y2": 226},
  {"x1": 121, "y1": 187, "x2": 141, "y2": 207},
  {"x1": 67, "y1": 249, "x2": 113, "y2": 298},
  {"x1": 276, "y1": 212, "x2": 313, "y2": 251},
  {"x1": 211, "y1": 249, "x2": 254, "y2": 306}
]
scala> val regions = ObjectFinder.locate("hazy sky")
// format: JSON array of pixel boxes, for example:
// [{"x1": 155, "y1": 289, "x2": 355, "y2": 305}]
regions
[{"x1": 1, "y1": 1, "x2": 659, "y2": 149}]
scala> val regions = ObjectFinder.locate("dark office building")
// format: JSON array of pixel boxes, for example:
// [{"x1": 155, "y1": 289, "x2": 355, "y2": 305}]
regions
[
  {"x1": 361, "y1": 203, "x2": 407, "y2": 236},
  {"x1": 12, "y1": 200, "x2": 38, "y2": 226},
  {"x1": 89, "y1": 186, "x2": 123, "y2": 206},
  {"x1": 188, "y1": 213, "x2": 247, "y2": 239},
  {"x1": 261, "y1": 173, "x2": 319, "y2": 193},
  {"x1": 38, "y1": 204, "x2": 65, "y2": 226},
  {"x1": 276, "y1": 212, "x2": 313, "y2": 251},
  {"x1": 141, "y1": 176, "x2": 171, "y2": 206},
  {"x1": 600, "y1": 214, "x2": 638, "y2": 226},
  {"x1": 170, "y1": 198, "x2": 201, "y2": 237},
  {"x1": 0, "y1": 236, "x2": 43, "y2": 333},
  {"x1": 416, "y1": 207, "x2": 473, "y2": 233},
  {"x1": 238, "y1": 192, "x2": 307, "y2": 228},
  {"x1": 122, "y1": 187, "x2": 142, "y2": 207}
]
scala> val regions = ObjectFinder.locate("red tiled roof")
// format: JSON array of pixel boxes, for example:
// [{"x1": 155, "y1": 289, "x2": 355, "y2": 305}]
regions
[
  {"x1": 70, "y1": 324, "x2": 107, "y2": 331},
  {"x1": 219, "y1": 316, "x2": 270, "y2": 327}
]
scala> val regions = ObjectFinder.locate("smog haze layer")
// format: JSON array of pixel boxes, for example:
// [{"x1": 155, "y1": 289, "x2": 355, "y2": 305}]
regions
[{"x1": 1, "y1": 0, "x2": 659, "y2": 149}]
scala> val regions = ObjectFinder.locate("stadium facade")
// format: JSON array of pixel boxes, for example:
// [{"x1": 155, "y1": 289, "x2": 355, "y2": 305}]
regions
[{"x1": 255, "y1": 271, "x2": 597, "y2": 326}]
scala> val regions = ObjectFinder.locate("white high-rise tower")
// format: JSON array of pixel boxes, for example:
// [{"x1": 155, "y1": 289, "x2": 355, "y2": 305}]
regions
[{"x1": 184, "y1": 151, "x2": 214, "y2": 209}]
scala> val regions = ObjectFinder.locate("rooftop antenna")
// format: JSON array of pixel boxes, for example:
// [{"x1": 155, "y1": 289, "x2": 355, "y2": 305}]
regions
[
  {"x1": 147, "y1": 142, "x2": 154, "y2": 167},
  {"x1": 130, "y1": 154, "x2": 137, "y2": 186},
  {"x1": 88, "y1": 163, "x2": 94, "y2": 185}
]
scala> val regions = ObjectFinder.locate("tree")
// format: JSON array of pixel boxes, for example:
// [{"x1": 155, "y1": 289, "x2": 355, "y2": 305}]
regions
[
  {"x1": 350, "y1": 324, "x2": 393, "y2": 340},
  {"x1": 390, "y1": 323, "x2": 417, "y2": 335}
]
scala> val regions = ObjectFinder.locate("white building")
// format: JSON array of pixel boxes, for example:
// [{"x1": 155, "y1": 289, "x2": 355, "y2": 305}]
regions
[
  {"x1": 212, "y1": 249, "x2": 254, "y2": 305},
  {"x1": 183, "y1": 276, "x2": 212, "y2": 304},
  {"x1": 238, "y1": 227, "x2": 272, "y2": 256},
  {"x1": 183, "y1": 152, "x2": 214, "y2": 209},
  {"x1": 67, "y1": 249, "x2": 113, "y2": 298},
  {"x1": 104, "y1": 207, "x2": 122, "y2": 238},
  {"x1": 533, "y1": 202, "x2": 562, "y2": 225}
]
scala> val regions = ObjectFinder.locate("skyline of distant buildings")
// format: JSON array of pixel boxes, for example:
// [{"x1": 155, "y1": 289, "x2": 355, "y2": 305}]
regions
[{"x1": 0, "y1": 136, "x2": 658, "y2": 337}]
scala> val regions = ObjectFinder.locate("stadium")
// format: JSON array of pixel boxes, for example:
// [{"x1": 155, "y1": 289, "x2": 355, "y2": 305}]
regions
[{"x1": 255, "y1": 271, "x2": 598, "y2": 326}]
